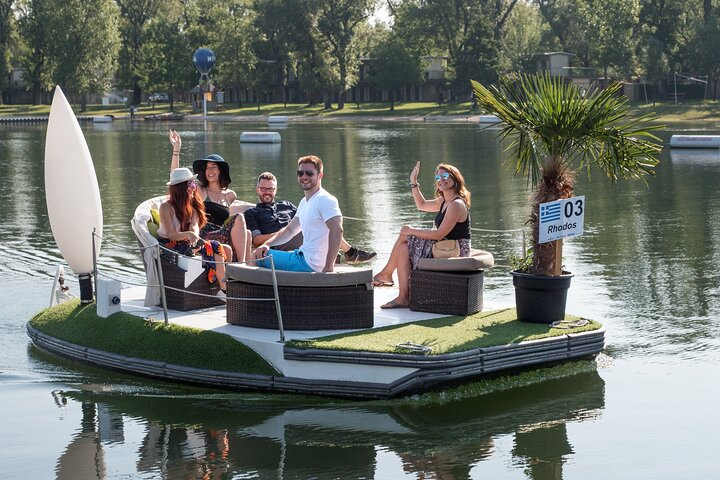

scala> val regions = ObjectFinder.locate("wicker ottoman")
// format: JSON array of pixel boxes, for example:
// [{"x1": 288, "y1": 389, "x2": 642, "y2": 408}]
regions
[
  {"x1": 409, "y1": 250, "x2": 494, "y2": 316},
  {"x1": 159, "y1": 250, "x2": 224, "y2": 311},
  {"x1": 226, "y1": 264, "x2": 373, "y2": 330}
]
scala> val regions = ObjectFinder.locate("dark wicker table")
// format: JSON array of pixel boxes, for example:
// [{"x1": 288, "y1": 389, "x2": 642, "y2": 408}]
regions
[{"x1": 226, "y1": 265, "x2": 374, "y2": 330}]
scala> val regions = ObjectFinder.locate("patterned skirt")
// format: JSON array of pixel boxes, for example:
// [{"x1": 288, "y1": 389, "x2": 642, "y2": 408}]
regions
[
  {"x1": 158, "y1": 237, "x2": 227, "y2": 284},
  {"x1": 200, "y1": 214, "x2": 239, "y2": 245},
  {"x1": 406, "y1": 236, "x2": 471, "y2": 269}
]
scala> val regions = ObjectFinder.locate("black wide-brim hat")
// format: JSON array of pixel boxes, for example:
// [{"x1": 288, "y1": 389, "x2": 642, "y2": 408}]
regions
[{"x1": 193, "y1": 154, "x2": 231, "y2": 184}]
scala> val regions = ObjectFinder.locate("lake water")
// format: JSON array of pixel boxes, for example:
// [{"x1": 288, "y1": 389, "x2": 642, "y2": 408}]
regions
[{"x1": 2, "y1": 119, "x2": 719, "y2": 479}]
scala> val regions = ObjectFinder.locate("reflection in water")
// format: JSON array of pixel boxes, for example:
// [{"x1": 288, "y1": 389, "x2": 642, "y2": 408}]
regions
[
  {"x1": 53, "y1": 370, "x2": 604, "y2": 479},
  {"x1": 55, "y1": 402, "x2": 106, "y2": 479}
]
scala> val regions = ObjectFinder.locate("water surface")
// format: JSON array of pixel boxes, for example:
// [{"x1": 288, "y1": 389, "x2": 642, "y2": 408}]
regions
[{"x1": 1, "y1": 119, "x2": 718, "y2": 478}]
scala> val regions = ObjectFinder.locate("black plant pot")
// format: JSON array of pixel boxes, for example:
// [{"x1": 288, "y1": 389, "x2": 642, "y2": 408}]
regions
[{"x1": 511, "y1": 271, "x2": 574, "y2": 323}]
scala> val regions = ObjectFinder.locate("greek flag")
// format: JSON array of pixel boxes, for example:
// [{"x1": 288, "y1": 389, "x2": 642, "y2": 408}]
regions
[{"x1": 540, "y1": 202, "x2": 561, "y2": 222}]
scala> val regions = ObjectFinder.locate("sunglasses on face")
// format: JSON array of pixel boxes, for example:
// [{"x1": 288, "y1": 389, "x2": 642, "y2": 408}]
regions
[
  {"x1": 187, "y1": 180, "x2": 197, "y2": 190},
  {"x1": 435, "y1": 172, "x2": 451, "y2": 181},
  {"x1": 297, "y1": 170, "x2": 316, "y2": 177},
  {"x1": 258, "y1": 186, "x2": 276, "y2": 192}
]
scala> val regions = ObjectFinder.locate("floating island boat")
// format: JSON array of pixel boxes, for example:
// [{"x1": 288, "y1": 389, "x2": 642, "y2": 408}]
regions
[{"x1": 27, "y1": 86, "x2": 605, "y2": 399}]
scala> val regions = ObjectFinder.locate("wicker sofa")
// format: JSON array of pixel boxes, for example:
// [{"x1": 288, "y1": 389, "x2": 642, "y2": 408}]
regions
[
  {"x1": 226, "y1": 263, "x2": 374, "y2": 330},
  {"x1": 409, "y1": 249, "x2": 494, "y2": 315}
]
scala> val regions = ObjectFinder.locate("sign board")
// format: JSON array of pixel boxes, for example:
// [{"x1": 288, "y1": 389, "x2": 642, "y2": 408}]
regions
[{"x1": 539, "y1": 196, "x2": 585, "y2": 244}]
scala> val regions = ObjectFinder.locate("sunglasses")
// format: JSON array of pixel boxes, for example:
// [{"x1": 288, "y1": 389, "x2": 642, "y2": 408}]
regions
[
  {"x1": 258, "y1": 186, "x2": 276, "y2": 192},
  {"x1": 435, "y1": 172, "x2": 451, "y2": 181},
  {"x1": 187, "y1": 180, "x2": 197, "y2": 190},
  {"x1": 297, "y1": 170, "x2": 317, "y2": 177}
]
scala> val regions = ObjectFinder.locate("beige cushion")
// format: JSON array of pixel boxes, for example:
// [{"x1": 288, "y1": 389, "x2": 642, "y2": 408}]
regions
[
  {"x1": 416, "y1": 249, "x2": 494, "y2": 272},
  {"x1": 226, "y1": 263, "x2": 372, "y2": 287}
]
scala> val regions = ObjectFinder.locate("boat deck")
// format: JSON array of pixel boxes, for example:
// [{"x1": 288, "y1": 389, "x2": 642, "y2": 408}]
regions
[
  {"x1": 120, "y1": 285, "x2": 508, "y2": 343},
  {"x1": 29, "y1": 286, "x2": 603, "y2": 398}
]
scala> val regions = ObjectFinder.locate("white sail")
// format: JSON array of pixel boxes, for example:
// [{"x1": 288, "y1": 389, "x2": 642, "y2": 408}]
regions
[{"x1": 44, "y1": 86, "x2": 103, "y2": 274}]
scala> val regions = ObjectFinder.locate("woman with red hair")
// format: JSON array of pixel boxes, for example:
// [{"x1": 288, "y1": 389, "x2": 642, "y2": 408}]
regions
[{"x1": 158, "y1": 167, "x2": 232, "y2": 294}]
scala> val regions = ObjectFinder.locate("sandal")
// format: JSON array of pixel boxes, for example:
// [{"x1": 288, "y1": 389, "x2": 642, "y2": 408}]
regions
[
  {"x1": 381, "y1": 299, "x2": 409, "y2": 309},
  {"x1": 372, "y1": 276, "x2": 394, "y2": 287}
]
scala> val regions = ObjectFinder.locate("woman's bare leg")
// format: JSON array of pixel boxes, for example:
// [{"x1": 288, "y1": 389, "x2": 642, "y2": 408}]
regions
[
  {"x1": 374, "y1": 233, "x2": 408, "y2": 283},
  {"x1": 216, "y1": 244, "x2": 232, "y2": 290},
  {"x1": 230, "y1": 215, "x2": 248, "y2": 262}
]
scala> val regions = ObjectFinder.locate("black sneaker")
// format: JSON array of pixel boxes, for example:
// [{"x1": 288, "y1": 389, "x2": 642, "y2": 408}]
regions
[{"x1": 344, "y1": 247, "x2": 377, "y2": 264}]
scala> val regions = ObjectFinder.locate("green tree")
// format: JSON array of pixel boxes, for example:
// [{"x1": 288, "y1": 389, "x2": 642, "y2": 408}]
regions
[
  {"x1": 142, "y1": 17, "x2": 193, "y2": 111},
  {"x1": 472, "y1": 73, "x2": 662, "y2": 276},
  {"x1": 49, "y1": 0, "x2": 120, "y2": 109},
  {"x1": 116, "y1": 0, "x2": 162, "y2": 105},
  {"x1": 315, "y1": 0, "x2": 377, "y2": 109},
  {"x1": 368, "y1": 37, "x2": 424, "y2": 110},
  {"x1": 0, "y1": 0, "x2": 17, "y2": 104},
  {"x1": 500, "y1": 1, "x2": 548, "y2": 74},
  {"x1": 394, "y1": 0, "x2": 517, "y2": 97},
  {"x1": 17, "y1": 0, "x2": 57, "y2": 103},
  {"x1": 688, "y1": 14, "x2": 720, "y2": 99}
]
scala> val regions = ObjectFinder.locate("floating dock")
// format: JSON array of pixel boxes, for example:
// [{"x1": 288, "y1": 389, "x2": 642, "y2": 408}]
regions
[
  {"x1": 669, "y1": 135, "x2": 720, "y2": 148},
  {"x1": 27, "y1": 286, "x2": 604, "y2": 399},
  {"x1": 240, "y1": 131, "x2": 282, "y2": 143}
]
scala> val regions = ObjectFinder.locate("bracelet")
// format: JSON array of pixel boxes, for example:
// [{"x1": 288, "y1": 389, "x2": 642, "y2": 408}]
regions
[
  {"x1": 409, "y1": 182, "x2": 418, "y2": 189},
  {"x1": 172, "y1": 152, "x2": 180, "y2": 156}
]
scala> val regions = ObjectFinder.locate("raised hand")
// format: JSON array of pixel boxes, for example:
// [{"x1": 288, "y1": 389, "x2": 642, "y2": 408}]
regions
[
  {"x1": 169, "y1": 129, "x2": 181, "y2": 151},
  {"x1": 410, "y1": 161, "x2": 420, "y2": 183}
]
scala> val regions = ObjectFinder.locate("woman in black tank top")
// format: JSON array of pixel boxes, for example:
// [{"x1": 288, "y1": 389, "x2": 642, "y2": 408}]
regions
[
  {"x1": 375, "y1": 162, "x2": 472, "y2": 309},
  {"x1": 168, "y1": 130, "x2": 252, "y2": 262}
]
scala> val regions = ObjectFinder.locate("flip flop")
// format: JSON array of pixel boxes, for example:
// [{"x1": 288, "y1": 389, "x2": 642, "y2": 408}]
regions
[
  {"x1": 381, "y1": 299, "x2": 409, "y2": 309},
  {"x1": 372, "y1": 276, "x2": 395, "y2": 287}
]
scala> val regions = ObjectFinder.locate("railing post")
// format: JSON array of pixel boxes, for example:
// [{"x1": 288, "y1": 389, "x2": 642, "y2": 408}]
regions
[
  {"x1": 269, "y1": 255, "x2": 285, "y2": 343},
  {"x1": 92, "y1": 228, "x2": 98, "y2": 302},
  {"x1": 154, "y1": 244, "x2": 169, "y2": 325}
]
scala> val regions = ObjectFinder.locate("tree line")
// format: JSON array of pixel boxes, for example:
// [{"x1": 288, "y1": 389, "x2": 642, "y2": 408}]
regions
[{"x1": 1, "y1": 0, "x2": 719, "y2": 108}]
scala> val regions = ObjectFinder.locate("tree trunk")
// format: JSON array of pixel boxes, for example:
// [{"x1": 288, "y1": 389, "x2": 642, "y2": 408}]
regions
[
  {"x1": 337, "y1": 88, "x2": 345, "y2": 109},
  {"x1": 133, "y1": 81, "x2": 142, "y2": 106},
  {"x1": 390, "y1": 90, "x2": 394, "y2": 111},
  {"x1": 323, "y1": 91, "x2": 332, "y2": 109},
  {"x1": 530, "y1": 161, "x2": 575, "y2": 276}
]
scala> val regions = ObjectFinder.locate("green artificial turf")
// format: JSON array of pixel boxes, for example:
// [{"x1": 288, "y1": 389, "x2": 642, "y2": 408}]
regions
[
  {"x1": 29, "y1": 300, "x2": 279, "y2": 376},
  {"x1": 287, "y1": 308, "x2": 601, "y2": 355}
]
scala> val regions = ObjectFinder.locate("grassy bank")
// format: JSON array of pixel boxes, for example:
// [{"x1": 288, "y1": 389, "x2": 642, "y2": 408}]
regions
[
  {"x1": 287, "y1": 308, "x2": 601, "y2": 355},
  {"x1": 29, "y1": 300, "x2": 279, "y2": 376},
  {"x1": 3, "y1": 99, "x2": 719, "y2": 125}
]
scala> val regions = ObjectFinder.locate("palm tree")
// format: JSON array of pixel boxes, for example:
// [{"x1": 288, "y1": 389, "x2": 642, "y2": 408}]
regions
[{"x1": 471, "y1": 73, "x2": 663, "y2": 276}]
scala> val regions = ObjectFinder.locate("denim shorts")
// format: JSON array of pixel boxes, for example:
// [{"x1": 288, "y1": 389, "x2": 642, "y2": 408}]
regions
[{"x1": 256, "y1": 249, "x2": 314, "y2": 272}]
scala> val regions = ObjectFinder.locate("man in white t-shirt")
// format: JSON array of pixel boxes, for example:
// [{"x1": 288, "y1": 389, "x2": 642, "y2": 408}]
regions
[{"x1": 254, "y1": 155, "x2": 343, "y2": 272}]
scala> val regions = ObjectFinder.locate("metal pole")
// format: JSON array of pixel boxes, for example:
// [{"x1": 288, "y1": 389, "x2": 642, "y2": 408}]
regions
[
  {"x1": 154, "y1": 244, "x2": 169, "y2": 325},
  {"x1": 92, "y1": 228, "x2": 98, "y2": 301},
  {"x1": 269, "y1": 255, "x2": 285, "y2": 343},
  {"x1": 674, "y1": 72, "x2": 678, "y2": 105}
]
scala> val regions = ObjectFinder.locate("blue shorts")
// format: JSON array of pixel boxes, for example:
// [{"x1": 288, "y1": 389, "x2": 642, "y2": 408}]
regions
[{"x1": 256, "y1": 249, "x2": 314, "y2": 272}]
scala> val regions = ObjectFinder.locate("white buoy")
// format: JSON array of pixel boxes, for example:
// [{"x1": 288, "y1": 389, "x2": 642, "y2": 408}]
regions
[
  {"x1": 92, "y1": 116, "x2": 113, "y2": 123},
  {"x1": 479, "y1": 114, "x2": 501, "y2": 124},
  {"x1": 669, "y1": 135, "x2": 720, "y2": 148},
  {"x1": 45, "y1": 86, "x2": 103, "y2": 303},
  {"x1": 240, "y1": 131, "x2": 281, "y2": 143},
  {"x1": 267, "y1": 115, "x2": 289, "y2": 124}
]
